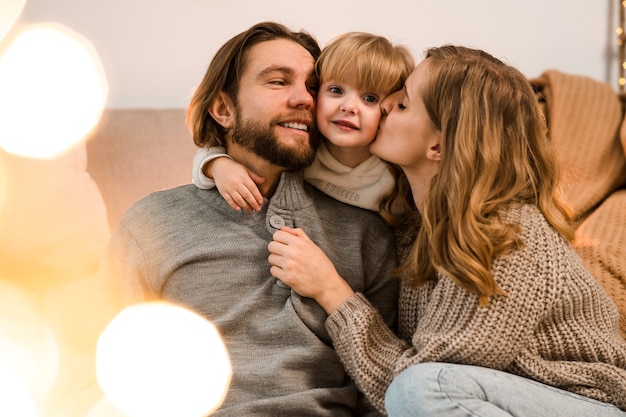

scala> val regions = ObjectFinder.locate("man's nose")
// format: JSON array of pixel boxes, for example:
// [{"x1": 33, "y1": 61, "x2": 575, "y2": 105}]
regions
[{"x1": 290, "y1": 84, "x2": 314, "y2": 109}]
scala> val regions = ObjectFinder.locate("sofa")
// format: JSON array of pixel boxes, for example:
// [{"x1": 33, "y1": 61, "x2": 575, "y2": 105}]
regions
[{"x1": 0, "y1": 70, "x2": 624, "y2": 416}]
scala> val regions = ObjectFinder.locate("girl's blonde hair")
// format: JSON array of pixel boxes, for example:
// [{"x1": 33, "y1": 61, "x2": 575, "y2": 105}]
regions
[
  {"x1": 396, "y1": 45, "x2": 574, "y2": 305},
  {"x1": 316, "y1": 32, "x2": 415, "y2": 96}
]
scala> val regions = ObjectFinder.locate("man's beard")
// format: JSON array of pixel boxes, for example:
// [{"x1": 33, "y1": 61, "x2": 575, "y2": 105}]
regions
[{"x1": 231, "y1": 111, "x2": 319, "y2": 171}]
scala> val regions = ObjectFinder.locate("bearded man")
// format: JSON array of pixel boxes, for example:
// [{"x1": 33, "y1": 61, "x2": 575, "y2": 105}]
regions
[{"x1": 98, "y1": 21, "x2": 398, "y2": 417}]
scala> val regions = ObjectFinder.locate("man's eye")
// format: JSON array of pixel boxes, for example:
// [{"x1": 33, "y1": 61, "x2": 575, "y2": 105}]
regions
[{"x1": 269, "y1": 80, "x2": 286, "y2": 86}]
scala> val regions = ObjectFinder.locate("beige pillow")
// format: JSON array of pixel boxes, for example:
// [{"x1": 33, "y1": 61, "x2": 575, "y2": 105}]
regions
[{"x1": 0, "y1": 143, "x2": 110, "y2": 292}]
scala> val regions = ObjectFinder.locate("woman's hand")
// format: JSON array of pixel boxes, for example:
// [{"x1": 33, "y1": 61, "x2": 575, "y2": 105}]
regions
[{"x1": 268, "y1": 227, "x2": 355, "y2": 314}]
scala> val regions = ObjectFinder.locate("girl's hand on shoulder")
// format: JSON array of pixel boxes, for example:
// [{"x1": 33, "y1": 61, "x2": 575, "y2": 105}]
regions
[
  {"x1": 268, "y1": 227, "x2": 354, "y2": 314},
  {"x1": 212, "y1": 158, "x2": 265, "y2": 212}
]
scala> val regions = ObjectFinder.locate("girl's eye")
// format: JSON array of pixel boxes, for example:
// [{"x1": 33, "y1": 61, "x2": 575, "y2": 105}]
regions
[
  {"x1": 363, "y1": 94, "x2": 378, "y2": 104},
  {"x1": 329, "y1": 86, "x2": 343, "y2": 95}
]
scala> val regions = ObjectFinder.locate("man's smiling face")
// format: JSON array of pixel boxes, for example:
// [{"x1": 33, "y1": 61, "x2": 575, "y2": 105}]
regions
[{"x1": 230, "y1": 38, "x2": 320, "y2": 170}]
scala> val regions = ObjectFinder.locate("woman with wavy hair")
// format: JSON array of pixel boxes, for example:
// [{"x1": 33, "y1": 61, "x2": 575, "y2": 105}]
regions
[{"x1": 267, "y1": 45, "x2": 626, "y2": 417}]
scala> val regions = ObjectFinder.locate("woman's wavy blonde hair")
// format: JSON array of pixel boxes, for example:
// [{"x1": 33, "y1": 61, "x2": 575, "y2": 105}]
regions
[{"x1": 387, "y1": 45, "x2": 574, "y2": 305}]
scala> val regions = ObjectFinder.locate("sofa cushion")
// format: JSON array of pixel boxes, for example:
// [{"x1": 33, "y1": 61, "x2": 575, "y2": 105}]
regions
[{"x1": 85, "y1": 109, "x2": 197, "y2": 230}]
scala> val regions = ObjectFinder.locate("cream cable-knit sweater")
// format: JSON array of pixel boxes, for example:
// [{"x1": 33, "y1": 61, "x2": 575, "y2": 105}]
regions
[
  {"x1": 304, "y1": 142, "x2": 394, "y2": 211},
  {"x1": 326, "y1": 204, "x2": 626, "y2": 415}
]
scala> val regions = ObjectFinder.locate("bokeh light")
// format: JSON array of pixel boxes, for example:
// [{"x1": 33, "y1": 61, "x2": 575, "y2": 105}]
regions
[
  {"x1": 96, "y1": 302, "x2": 231, "y2": 417},
  {"x1": 0, "y1": 23, "x2": 108, "y2": 159},
  {"x1": 0, "y1": 355, "x2": 39, "y2": 417},
  {"x1": 0, "y1": 0, "x2": 26, "y2": 42},
  {"x1": 0, "y1": 280, "x2": 59, "y2": 416},
  {"x1": 0, "y1": 153, "x2": 6, "y2": 223}
]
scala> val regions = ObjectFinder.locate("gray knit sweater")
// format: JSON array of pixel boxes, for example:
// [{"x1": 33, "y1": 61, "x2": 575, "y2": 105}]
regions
[
  {"x1": 100, "y1": 171, "x2": 399, "y2": 416},
  {"x1": 327, "y1": 204, "x2": 626, "y2": 415}
]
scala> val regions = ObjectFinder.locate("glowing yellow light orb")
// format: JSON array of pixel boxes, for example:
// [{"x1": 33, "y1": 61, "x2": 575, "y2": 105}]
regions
[
  {"x1": 0, "y1": 153, "x2": 6, "y2": 220},
  {"x1": 0, "y1": 23, "x2": 108, "y2": 159},
  {"x1": 0, "y1": 280, "x2": 59, "y2": 415},
  {"x1": 0, "y1": 0, "x2": 26, "y2": 42},
  {"x1": 0, "y1": 355, "x2": 39, "y2": 417},
  {"x1": 96, "y1": 302, "x2": 231, "y2": 417}
]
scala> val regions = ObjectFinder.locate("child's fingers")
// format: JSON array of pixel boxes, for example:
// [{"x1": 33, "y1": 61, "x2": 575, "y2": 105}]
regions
[
  {"x1": 250, "y1": 188, "x2": 263, "y2": 207},
  {"x1": 238, "y1": 181, "x2": 262, "y2": 211},
  {"x1": 248, "y1": 172, "x2": 266, "y2": 206},
  {"x1": 221, "y1": 193, "x2": 242, "y2": 211},
  {"x1": 231, "y1": 191, "x2": 256, "y2": 213}
]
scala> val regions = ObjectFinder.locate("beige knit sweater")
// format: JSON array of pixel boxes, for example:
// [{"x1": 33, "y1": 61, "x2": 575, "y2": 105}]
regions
[{"x1": 326, "y1": 205, "x2": 626, "y2": 415}]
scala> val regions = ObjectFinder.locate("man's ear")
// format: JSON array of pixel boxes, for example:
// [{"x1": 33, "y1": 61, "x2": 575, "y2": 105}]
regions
[{"x1": 209, "y1": 91, "x2": 235, "y2": 129}]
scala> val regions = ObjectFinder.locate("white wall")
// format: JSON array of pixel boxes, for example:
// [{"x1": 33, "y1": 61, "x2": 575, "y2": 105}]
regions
[{"x1": 10, "y1": 0, "x2": 618, "y2": 108}]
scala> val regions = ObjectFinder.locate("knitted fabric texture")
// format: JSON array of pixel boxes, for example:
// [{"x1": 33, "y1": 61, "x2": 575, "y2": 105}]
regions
[
  {"x1": 304, "y1": 141, "x2": 394, "y2": 211},
  {"x1": 101, "y1": 173, "x2": 399, "y2": 416},
  {"x1": 191, "y1": 142, "x2": 394, "y2": 212},
  {"x1": 531, "y1": 70, "x2": 626, "y2": 219},
  {"x1": 326, "y1": 205, "x2": 626, "y2": 415},
  {"x1": 532, "y1": 70, "x2": 626, "y2": 339},
  {"x1": 575, "y1": 190, "x2": 626, "y2": 338}
]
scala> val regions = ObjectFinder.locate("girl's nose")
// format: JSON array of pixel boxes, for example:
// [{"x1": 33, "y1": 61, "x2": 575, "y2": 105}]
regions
[
  {"x1": 340, "y1": 105, "x2": 356, "y2": 115},
  {"x1": 340, "y1": 98, "x2": 358, "y2": 115}
]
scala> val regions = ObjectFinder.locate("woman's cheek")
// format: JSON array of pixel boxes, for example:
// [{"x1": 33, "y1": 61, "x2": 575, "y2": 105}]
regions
[{"x1": 369, "y1": 137, "x2": 387, "y2": 160}]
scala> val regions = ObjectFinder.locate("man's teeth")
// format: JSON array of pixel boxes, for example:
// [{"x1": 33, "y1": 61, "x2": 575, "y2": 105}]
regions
[{"x1": 281, "y1": 122, "x2": 308, "y2": 132}]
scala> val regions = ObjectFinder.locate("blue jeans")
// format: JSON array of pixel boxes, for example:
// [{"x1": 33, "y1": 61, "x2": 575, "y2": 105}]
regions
[{"x1": 385, "y1": 362, "x2": 626, "y2": 417}]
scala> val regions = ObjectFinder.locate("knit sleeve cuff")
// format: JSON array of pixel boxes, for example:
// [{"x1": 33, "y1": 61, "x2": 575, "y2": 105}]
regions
[{"x1": 326, "y1": 292, "x2": 374, "y2": 336}]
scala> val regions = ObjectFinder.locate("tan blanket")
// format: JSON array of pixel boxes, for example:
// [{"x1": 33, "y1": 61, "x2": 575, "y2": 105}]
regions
[
  {"x1": 532, "y1": 70, "x2": 626, "y2": 219},
  {"x1": 532, "y1": 70, "x2": 626, "y2": 338}
]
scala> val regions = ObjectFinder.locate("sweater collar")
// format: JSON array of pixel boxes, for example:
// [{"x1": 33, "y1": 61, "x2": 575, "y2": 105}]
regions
[{"x1": 268, "y1": 170, "x2": 310, "y2": 210}]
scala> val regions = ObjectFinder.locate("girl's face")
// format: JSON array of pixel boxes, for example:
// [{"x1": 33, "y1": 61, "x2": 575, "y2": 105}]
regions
[
  {"x1": 370, "y1": 61, "x2": 441, "y2": 175},
  {"x1": 316, "y1": 79, "x2": 384, "y2": 151}
]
